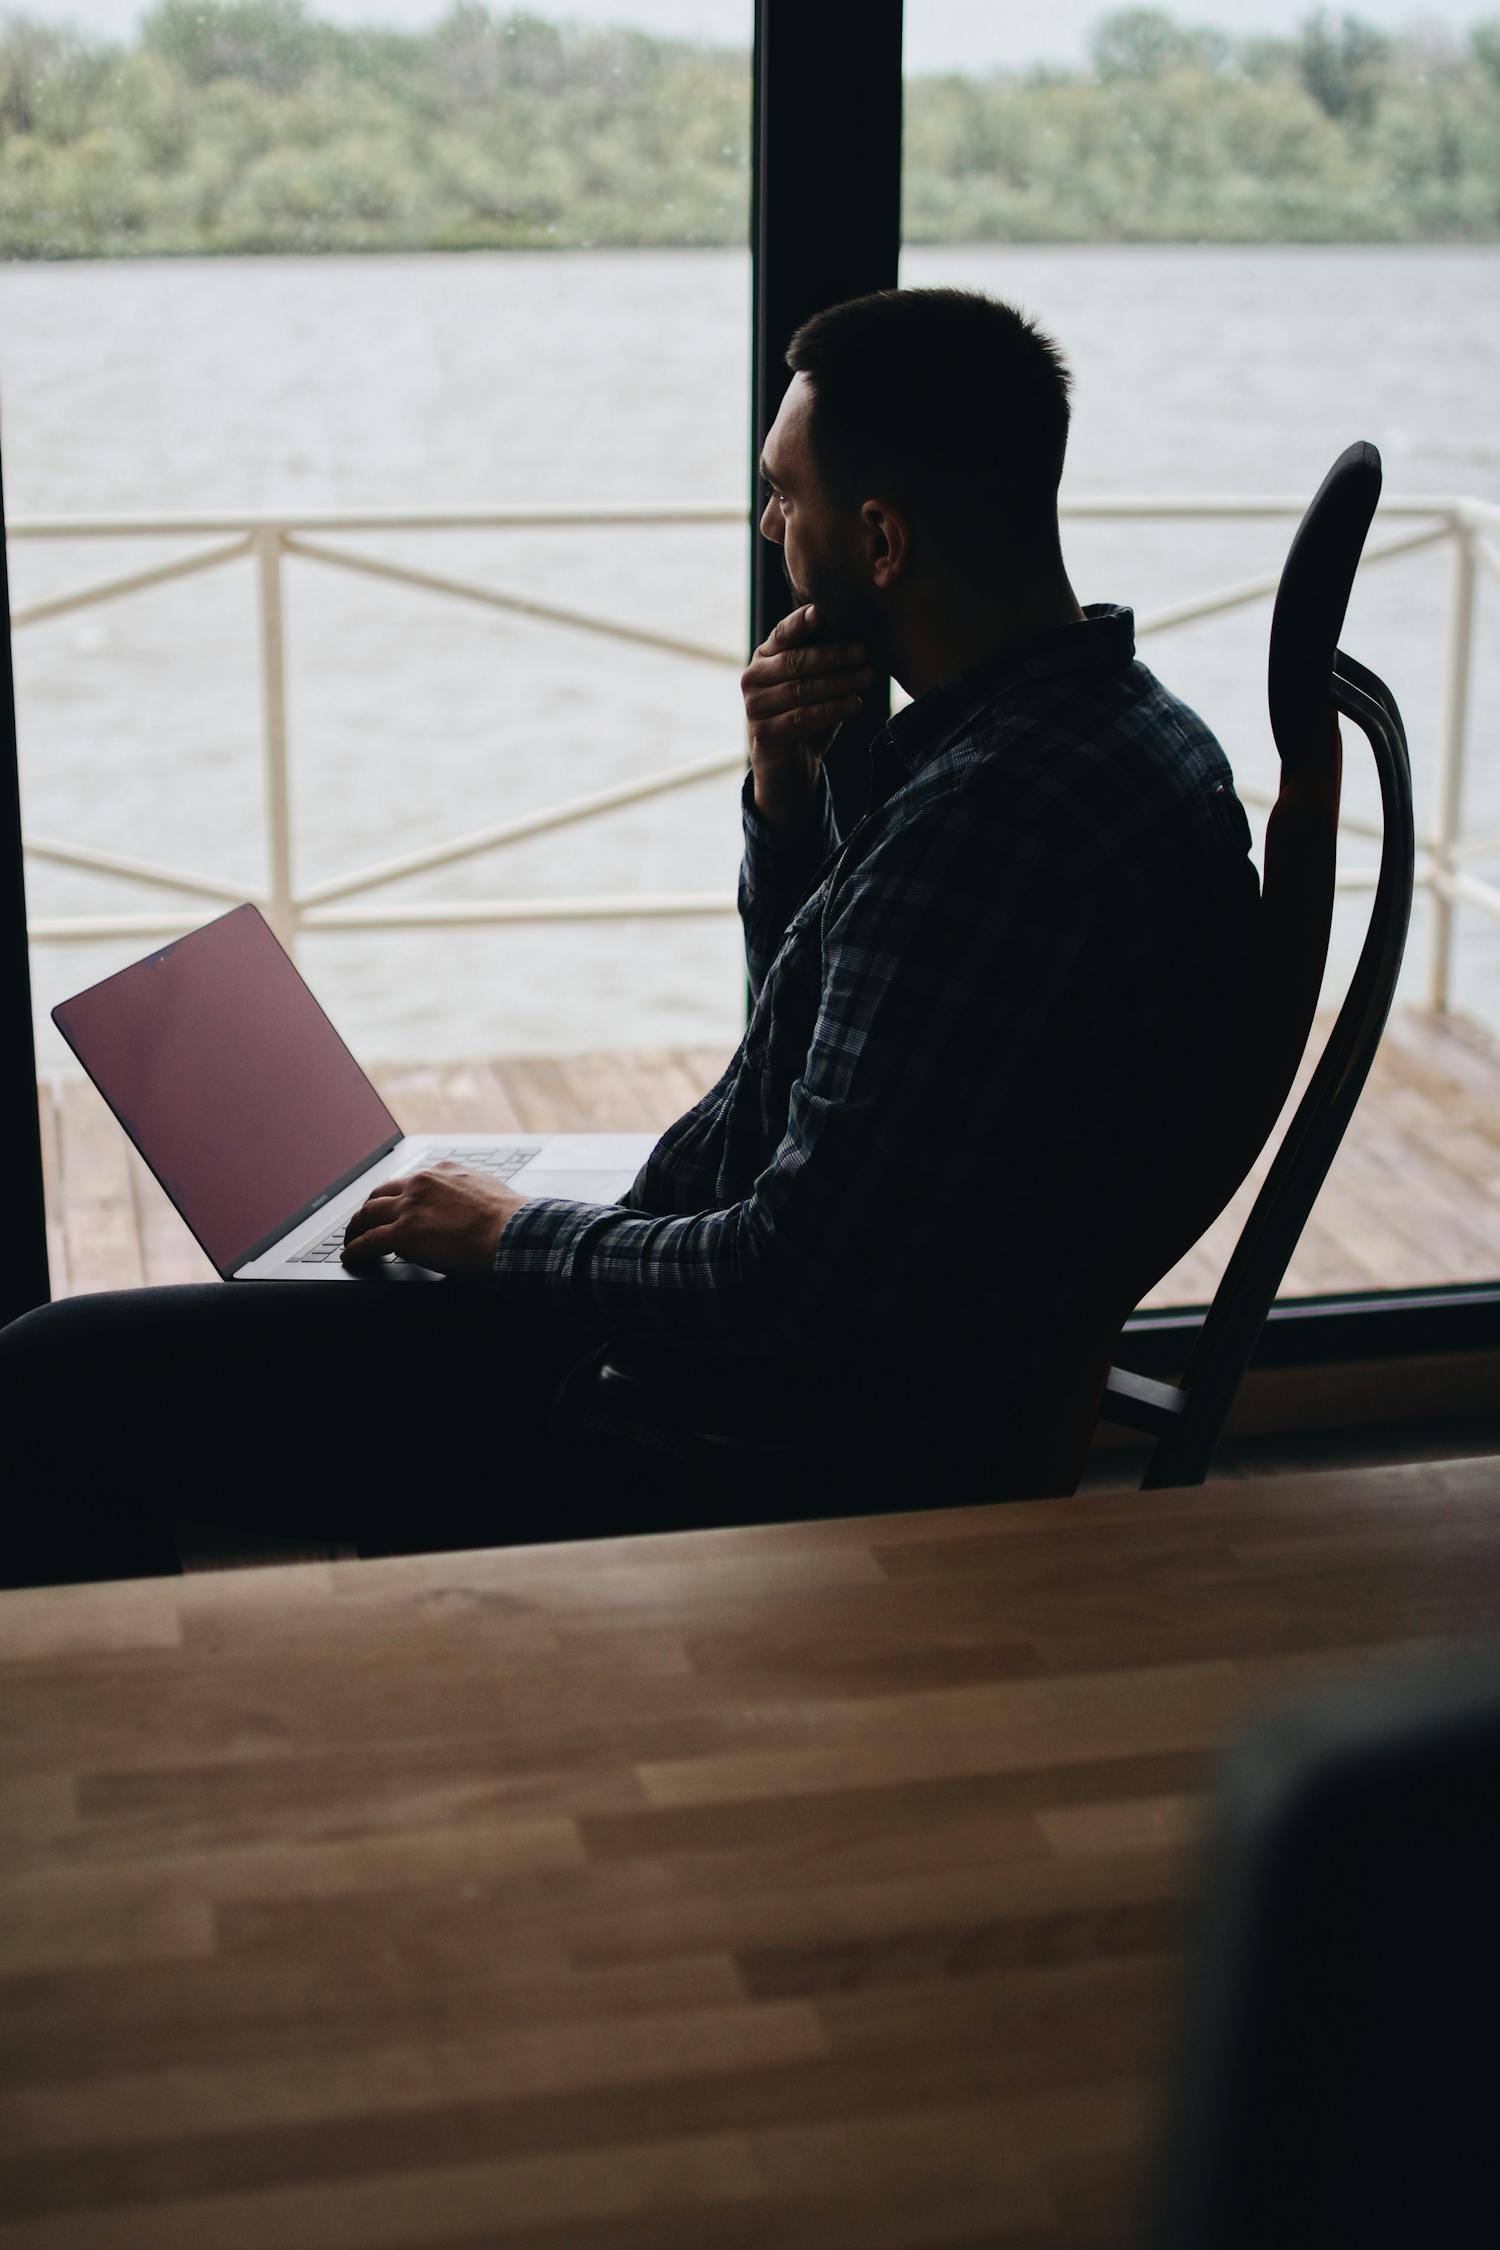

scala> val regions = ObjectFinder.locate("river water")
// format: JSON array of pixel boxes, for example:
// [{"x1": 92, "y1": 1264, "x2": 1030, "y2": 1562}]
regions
[{"x1": 3, "y1": 243, "x2": 1497, "y2": 1067}]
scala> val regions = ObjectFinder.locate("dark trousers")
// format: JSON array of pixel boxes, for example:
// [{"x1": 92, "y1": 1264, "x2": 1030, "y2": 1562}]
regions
[{"x1": 0, "y1": 1279, "x2": 796, "y2": 1588}]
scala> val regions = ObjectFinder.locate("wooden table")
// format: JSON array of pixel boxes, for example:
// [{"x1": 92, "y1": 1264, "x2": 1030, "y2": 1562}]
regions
[{"x1": 3, "y1": 1458, "x2": 1498, "y2": 2249}]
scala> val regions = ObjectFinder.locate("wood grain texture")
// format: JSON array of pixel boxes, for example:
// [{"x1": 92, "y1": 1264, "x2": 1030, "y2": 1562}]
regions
[
  {"x1": 1138, "y1": 1004, "x2": 1500, "y2": 1304},
  {"x1": 2, "y1": 1457, "x2": 1497, "y2": 2248}
]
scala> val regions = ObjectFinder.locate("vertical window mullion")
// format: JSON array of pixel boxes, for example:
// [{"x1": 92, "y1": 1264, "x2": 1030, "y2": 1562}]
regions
[
  {"x1": 750, "y1": 0, "x2": 904, "y2": 834},
  {"x1": 0, "y1": 444, "x2": 49, "y2": 1325}
]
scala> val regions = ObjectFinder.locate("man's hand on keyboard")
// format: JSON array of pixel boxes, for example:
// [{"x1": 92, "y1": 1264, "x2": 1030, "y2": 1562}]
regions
[{"x1": 341, "y1": 1162, "x2": 524, "y2": 1278}]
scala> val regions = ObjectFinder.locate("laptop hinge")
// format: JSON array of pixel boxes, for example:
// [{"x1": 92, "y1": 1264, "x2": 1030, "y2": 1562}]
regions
[{"x1": 228, "y1": 1131, "x2": 404, "y2": 1275}]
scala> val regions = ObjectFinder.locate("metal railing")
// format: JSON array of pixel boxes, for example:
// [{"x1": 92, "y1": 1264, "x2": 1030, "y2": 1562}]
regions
[{"x1": 10, "y1": 494, "x2": 1500, "y2": 1010}]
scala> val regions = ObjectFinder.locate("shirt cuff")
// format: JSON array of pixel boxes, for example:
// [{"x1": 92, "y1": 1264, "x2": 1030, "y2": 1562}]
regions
[
  {"x1": 739, "y1": 765, "x2": 838, "y2": 896},
  {"x1": 492, "y1": 1195, "x2": 615, "y2": 1298}
]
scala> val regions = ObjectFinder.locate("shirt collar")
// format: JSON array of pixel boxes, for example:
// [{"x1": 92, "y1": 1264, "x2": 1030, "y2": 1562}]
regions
[{"x1": 881, "y1": 603, "x2": 1137, "y2": 776}]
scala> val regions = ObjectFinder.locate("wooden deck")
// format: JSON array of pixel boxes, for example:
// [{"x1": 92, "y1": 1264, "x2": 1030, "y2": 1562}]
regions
[{"x1": 35, "y1": 1008, "x2": 1500, "y2": 1307}]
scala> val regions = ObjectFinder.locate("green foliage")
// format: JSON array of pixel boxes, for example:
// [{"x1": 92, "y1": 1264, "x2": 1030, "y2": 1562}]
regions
[
  {"x1": 0, "y1": 2, "x2": 1497, "y2": 257},
  {"x1": 1089, "y1": 9, "x2": 1211, "y2": 80},
  {"x1": 142, "y1": 0, "x2": 327, "y2": 94},
  {"x1": 1296, "y1": 9, "x2": 1390, "y2": 123}
]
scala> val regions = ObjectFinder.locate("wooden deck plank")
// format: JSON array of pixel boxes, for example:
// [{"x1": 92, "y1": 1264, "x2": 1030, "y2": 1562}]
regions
[
  {"x1": 485, "y1": 1055, "x2": 622, "y2": 1136},
  {"x1": 630, "y1": 1046, "x2": 724, "y2": 1121},
  {"x1": 372, "y1": 1060, "x2": 526, "y2": 1136},
  {"x1": 1338, "y1": 1115, "x2": 1500, "y2": 1277},
  {"x1": 555, "y1": 1048, "x2": 695, "y2": 1132},
  {"x1": 1381, "y1": 1004, "x2": 1500, "y2": 1109},
  {"x1": 54, "y1": 1077, "x2": 145, "y2": 1297},
  {"x1": 34, "y1": 1082, "x2": 68, "y2": 1301},
  {"x1": 1140, "y1": 1005, "x2": 1500, "y2": 1307},
  {"x1": 34, "y1": 1011, "x2": 1500, "y2": 1309},
  {"x1": 126, "y1": 1149, "x2": 216, "y2": 1288},
  {"x1": 366, "y1": 1065, "x2": 461, "y2": 1136}
]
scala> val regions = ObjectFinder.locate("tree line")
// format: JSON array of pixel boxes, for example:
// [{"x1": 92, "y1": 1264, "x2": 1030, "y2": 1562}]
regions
[{"x1": 2, "y1": 1, "x2": 1499, "y2": 258}]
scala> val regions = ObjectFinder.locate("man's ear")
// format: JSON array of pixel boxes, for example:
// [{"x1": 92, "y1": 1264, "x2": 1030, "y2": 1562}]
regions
[{"x1": 861, "y1": 499, "x2": 909, "y2": 590}]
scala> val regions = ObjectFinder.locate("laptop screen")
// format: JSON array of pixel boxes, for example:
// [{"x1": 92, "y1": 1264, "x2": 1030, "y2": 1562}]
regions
[{"x1": 53, "y1": 904, "x2": 399, "y2": 1274}]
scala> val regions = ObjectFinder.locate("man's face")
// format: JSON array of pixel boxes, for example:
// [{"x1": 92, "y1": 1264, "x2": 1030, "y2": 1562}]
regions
[{"x1": 758, "y1": 374, "x2": 878, "y2": 640}]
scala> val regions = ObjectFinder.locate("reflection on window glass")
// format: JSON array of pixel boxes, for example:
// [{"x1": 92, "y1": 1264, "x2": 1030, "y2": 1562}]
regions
[
  {"x1": 3, "y1": 1, "x2": 754, "y2": 1110},
  {"x1": 902, "y1": 4, "x2": 1500, "y2": 1305}
]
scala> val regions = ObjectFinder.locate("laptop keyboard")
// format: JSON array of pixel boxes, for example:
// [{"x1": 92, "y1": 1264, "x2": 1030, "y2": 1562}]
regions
[{"x1": 290, "y1": 1145, "x2": 543, "y2": 1263}]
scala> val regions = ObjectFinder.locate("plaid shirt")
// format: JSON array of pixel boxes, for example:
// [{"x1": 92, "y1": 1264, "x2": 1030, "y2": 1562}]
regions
[{"x1": 496, "y1": 604, "x2": 1258, "y2": 1442}]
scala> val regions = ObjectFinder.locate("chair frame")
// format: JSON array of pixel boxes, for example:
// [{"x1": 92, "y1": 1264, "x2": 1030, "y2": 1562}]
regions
[{"x1": 1101, "y1": 651, "x2": 1415, "y2": 1488}]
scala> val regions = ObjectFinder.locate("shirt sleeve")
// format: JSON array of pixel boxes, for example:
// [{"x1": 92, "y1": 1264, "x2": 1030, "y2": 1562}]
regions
[
  {"x1": 493, "y1": 786, "x2": 1125, "y2": 1360},
  {"x1": 737, "y1": 765, "x2": 840, "y2": 999}
]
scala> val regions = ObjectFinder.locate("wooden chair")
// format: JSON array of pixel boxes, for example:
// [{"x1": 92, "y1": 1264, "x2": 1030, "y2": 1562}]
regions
[
  {"x1": 580, "y1": 444, "x2": 1415, "y2": 1500},
  {"x1": 1011, "y1": 441, "x2": 1414, "y2": 1494}
]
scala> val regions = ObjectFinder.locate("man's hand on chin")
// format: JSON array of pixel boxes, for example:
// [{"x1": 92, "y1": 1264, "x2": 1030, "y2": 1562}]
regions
[{"x1": 340, "y1": 1163, "x2": 526, "y2": 1277}]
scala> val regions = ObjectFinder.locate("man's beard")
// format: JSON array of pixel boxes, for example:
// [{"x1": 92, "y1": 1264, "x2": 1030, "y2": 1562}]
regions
[{"x1": 781, "y1": 552, "x2": 884, "y2": 655}]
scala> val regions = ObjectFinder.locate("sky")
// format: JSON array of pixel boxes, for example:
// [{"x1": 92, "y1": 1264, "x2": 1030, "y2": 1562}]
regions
[{"x1": 13, "y1": 0, "x2": 1500, "y2": 74}]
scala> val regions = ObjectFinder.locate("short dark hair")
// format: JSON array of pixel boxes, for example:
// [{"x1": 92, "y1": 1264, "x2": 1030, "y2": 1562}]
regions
[{"x1": 785, "y1": 288, "x2": 1073, "y2": 584}]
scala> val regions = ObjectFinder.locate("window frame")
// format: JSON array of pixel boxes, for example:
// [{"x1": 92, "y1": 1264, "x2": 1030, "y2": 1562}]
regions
[
  {"x1": 0, "y1": 436, "x2": 48, "y2": 1331},
  {"x1": 750, "y1": 0, "x2": 1499, "y2": 1376},
  {"x1": 750, "y1": 0, "x2": 903, "y2": 832},
  {"x1": 1, "y1": 0, "x2": 1494, "y2": 1365}
]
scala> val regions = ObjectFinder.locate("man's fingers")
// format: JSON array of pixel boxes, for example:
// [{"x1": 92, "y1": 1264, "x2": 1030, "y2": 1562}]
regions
[
  {"x1": 746, "y1": 668, "x2": 872, "y2": 719},
  {"x1": 343, "y1": 1187, "x2": 407, "y2": 1245},
  {"x1": 756, "y1": 603, "x2": 819, "y2": 658},
  {"x1": 784, "y1": 647, "x2": 871, "y2": 687},
  {"x1": 340, "y1": 1218, "x2": 405, "y2": 1264},
  {"x1": 753, "y1": 604, "x2": 868, "y2": 662},
  {"x1": 344, "y1": 1161, "x2": 458, "y2": 1240},
  {"x1": 753, "y1": 641, "x2": 869, "y2": 683},
  {"x1": 751, "y1": 698, "x2": 862, "y2": 743}
]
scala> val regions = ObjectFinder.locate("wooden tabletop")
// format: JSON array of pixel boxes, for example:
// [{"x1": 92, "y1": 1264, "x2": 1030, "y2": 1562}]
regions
[{"x1": 3, "y1": 1457, "x2": 1498, "y2": 2249}]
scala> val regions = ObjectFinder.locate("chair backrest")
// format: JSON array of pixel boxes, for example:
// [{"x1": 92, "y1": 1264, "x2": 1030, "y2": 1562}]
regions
[
  {"x1": 1143, "y1": 1650, "x2": 1500, "y2": 2248},
  {"x1": 1012, "y1": 443, "x2": 1413, "y2": 1496}
]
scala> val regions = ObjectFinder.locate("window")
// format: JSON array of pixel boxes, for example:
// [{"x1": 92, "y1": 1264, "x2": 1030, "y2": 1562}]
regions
[
  {"x1": 4, "y1": 0, "x2": 755, "y2": 1086},
  {"x1": 902, "y1": 1, "x2": 1500, "y2": 1319}
]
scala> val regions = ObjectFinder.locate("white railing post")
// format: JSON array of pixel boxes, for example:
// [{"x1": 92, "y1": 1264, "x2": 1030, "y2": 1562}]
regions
[
  {"x1": 254, "y1": 526, "x2": 297, "y2": 954},
  {"x1": 1429, "y1": 512, "x2": 1478, "y2": 1013}
]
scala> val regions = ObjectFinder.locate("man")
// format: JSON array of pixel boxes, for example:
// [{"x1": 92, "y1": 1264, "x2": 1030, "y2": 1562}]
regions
[{"x1": 1, "y1": 288, "x2": 1257, "y2": 1580}]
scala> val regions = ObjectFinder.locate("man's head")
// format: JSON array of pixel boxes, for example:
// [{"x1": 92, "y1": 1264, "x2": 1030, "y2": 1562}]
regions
[{"x1": 758, "y1": 288, "x2": 1073, "y2": 648}]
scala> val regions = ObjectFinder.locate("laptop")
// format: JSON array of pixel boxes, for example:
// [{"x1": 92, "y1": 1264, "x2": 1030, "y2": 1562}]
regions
[{"x1": 52, "y1": 903, "x2": 658, "y2": 1282}]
